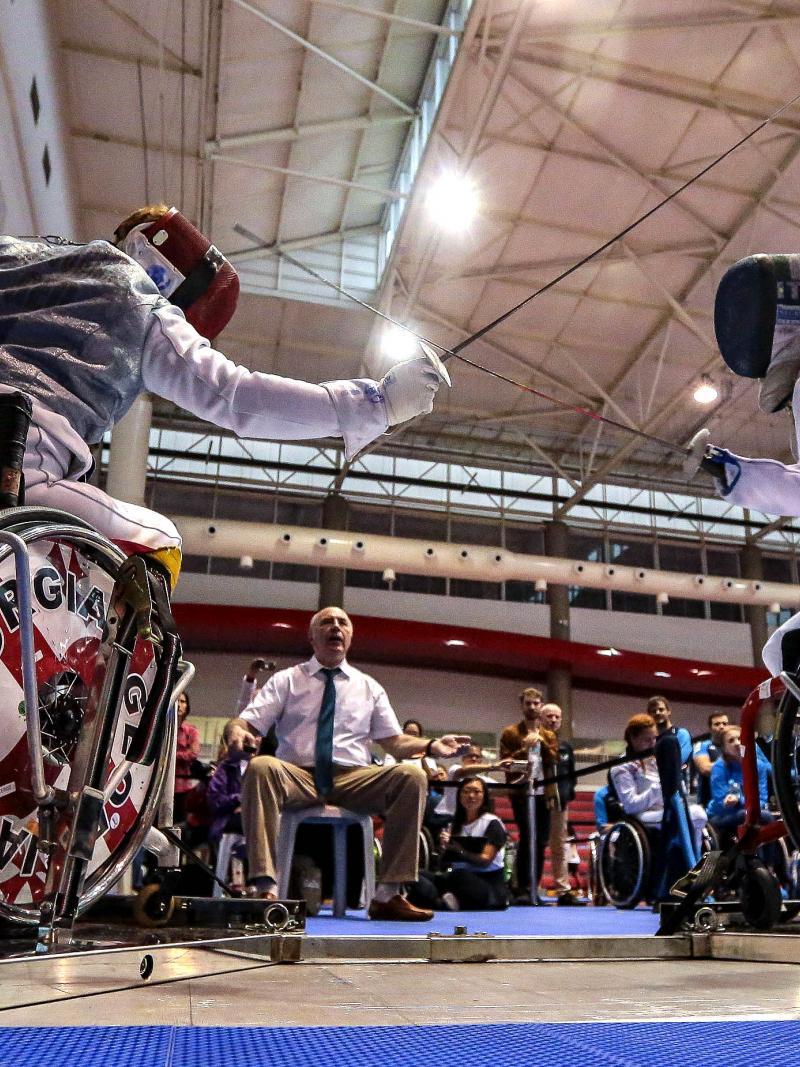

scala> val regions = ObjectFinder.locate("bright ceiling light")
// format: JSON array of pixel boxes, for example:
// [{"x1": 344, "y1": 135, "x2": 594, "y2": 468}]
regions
[
  {"x1": 693, "y1": 375, "x2": 719, "y2": 405},
  {"x1": 381, "y1": 323, "x2": 419, "y2": 362},
  {"x1": 427, "y1": 171, "x2": 478, "y2": 232},
  {"x1": 597, "y1": 647, "x2": 622, "y2": 657}
]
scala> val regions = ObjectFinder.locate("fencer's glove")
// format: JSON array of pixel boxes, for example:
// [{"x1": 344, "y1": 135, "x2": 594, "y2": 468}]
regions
[
  {"x1": 699, "y1": 445, "x2": 738, "y2": 494},
  {"x1": 380, "y1": 355, "x2": 443, "y2": 426}
]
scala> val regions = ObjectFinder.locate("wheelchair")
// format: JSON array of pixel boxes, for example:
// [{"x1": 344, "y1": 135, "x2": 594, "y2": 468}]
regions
[
  {"x1": 596, "y1": 818, "x2": 656, "y2": 909},
  {"x1": 597, "y1": 815, "x2": 717, "y2": 909},
  {"x1": 0, "y1": 393, "x2": 187, "y2": 943}
]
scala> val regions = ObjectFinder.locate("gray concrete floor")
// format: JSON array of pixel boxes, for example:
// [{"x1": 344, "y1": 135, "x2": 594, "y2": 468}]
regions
[{"x1": 1, "y1": 958, "x2": 799, "y2": 1028}]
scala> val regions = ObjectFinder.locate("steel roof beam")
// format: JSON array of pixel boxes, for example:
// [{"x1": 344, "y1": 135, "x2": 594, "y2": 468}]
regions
[
  {"x1": 309, "y1": 0, "x2": 462, "y2": 36},
  {"x1": 508, "y1": 9, "x2": 800, "y2": 40},
  {"x1": 509, "y1": 41, "x2": 800, "y2": 132},
  {"x1": 209, "y1": 154, "x2": 407, "y2": 201},
  {"x1": 204, "y1": 113, "x2": 412, "y2": 153},
  {"x1": 231, "y1": 0, "x2": 415, "y2": 115},
  {"x1": 61, "y1": 40, "x2": 201, "y2": 76}
]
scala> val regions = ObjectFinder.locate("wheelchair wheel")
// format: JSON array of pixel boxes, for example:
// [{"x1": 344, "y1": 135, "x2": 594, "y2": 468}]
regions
[
  {"x1": 774, "y1": 685, "x2": 800, "y2": 851},
  {"x1": 418, "y1": 826, "x2": 434, "y2": 872},
  {"x1": 740, "y1": 861, "x2": 782, "y2": 930},
  {"x1": 0, "y1": 510, "x2": 173, "y2": 924},
  {"x1": 700, "y1": 822, "x2": 719, "y2": 855},
  {"x1": 597, "y1": 820, "x2": 650, "y2": 909}
]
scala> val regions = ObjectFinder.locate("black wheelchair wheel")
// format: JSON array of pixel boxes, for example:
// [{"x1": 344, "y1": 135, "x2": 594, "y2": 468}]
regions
[
  {"x1": 739, "y1": 861, "x2": 782, "y2": 930},
  {"x1": 701, "y1": 822, "x2": 720, "y2": 855},
  {"x1": 418, "y1": 826, "x2": 434, "y2": 872},
  {"x1": 773, "y1": 686, "x2": 800, "y2": 850},
  {"x1": 597, "y1": 820, "x2": 650, "y2": 909}
]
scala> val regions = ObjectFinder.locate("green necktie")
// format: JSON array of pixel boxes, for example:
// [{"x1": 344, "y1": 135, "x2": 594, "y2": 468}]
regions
[{"x1": 314, "y1": 667, "x2": 339, "y2": 796}]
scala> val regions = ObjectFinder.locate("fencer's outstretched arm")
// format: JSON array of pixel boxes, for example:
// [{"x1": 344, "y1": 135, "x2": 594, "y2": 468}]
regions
[
  {"x1": 141, "y1": 304, "x2": 442, "y2": 460},
  {"x1": 712, "y1": 450, "x2": 800, "y2": 517}
]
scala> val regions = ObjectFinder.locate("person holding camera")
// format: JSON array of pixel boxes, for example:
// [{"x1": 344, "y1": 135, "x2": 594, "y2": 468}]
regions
[{"x1": 206, "y1": 720, "x2": 260, "y2": 852}]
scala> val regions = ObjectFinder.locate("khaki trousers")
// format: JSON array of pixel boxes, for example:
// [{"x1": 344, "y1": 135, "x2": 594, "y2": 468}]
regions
[
  {"x1": 546, "y1": 806, "x2": 571, "y2": 894},
  {"x1": 241, "y1": 756, "x2": 427, "y2": 886}
]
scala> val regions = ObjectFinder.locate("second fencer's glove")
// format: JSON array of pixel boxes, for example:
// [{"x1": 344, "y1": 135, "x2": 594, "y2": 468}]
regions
[
  {"x1": 700, "y1": 445, "x2": 739, "y2": 494},
  {"x1": 380, "y1": 355, "x2": 443, "y2": 426}
]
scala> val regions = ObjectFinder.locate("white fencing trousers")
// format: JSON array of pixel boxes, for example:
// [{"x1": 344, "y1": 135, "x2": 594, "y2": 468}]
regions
[{"x1": 20, "y1": 421, "x2": 180, "y2": 553}]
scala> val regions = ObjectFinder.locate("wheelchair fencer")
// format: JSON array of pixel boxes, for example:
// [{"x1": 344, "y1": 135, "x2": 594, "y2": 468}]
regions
[{"x1": 0, "y1": 391, "x2": 189, "y2": 946}]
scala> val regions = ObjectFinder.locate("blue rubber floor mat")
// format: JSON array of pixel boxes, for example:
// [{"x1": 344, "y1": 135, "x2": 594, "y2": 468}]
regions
[
  {"x1": 2, "y1": 1021, "x2": 797, "y2": 1067},
  {"x1": 305, "y1": 902, "x2": 661, "y2": 937}
]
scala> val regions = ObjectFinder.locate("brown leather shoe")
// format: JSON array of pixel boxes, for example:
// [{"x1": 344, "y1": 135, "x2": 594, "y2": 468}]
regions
[{"x1": 367, "y1": 894, "x2": 434, "y2": 922}]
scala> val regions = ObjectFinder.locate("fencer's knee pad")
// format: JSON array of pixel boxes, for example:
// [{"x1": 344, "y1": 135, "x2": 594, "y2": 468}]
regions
[{"x1": 715, "y1": 253, "x2": 800, "y2": 378}]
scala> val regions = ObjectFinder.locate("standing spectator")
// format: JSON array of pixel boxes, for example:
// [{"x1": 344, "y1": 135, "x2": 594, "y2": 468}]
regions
[
  {"x1": 173, "y1": 691, "x2": 200, "y2": 823},
  {"x1": 647, "y1": 696, "x2": 692, "y2": 765},
  {"x1": 541, "y1": 703, "x2": 584, "y2": 905},
  {"x1": 499, "y1": 687, "x2": 559, "y2": 905},
  {"x1": 693, "y1": 712, "x2": 730, "y2": 807}
]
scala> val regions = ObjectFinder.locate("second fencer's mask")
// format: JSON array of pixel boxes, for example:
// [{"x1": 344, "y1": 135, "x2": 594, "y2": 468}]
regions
[{"x1": 119, "y1": 207, "x2": 239, "y2": 341}]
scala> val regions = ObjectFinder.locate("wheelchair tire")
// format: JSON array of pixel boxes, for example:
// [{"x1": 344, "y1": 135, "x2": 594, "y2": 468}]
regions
[
  {"x1": 597, "y1": 820, "x2": 650, "y2": 909},
  {"x1": 418, "y1": 826, "x2": 434, "y2": 872},
  {"x1": 0, "y1": 515, "x2": 174, "y2": 924},
  {"x1": 739, "y1": 862, "x2": 782, "y2": 930},
  {"x1": 774, "y1": 686, "x2": 800, "y2": 851}
]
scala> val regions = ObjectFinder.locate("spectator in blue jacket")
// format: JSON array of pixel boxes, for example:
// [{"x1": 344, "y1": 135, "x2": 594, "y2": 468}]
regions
[
  {"x1": 707, "y1": 725, "x2": 771, "y2": 832},
  {"x1": 207, "y1": 720, "x2": 259, "y2": 850}
]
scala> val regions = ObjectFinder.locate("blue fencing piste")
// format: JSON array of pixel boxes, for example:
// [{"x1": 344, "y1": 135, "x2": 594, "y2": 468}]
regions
[{"x1": 0, "y1": 1021, "x2": 796, "y2": 1067}]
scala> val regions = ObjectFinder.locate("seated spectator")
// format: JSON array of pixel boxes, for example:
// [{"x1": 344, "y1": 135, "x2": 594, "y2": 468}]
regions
[
  {"x1": 707, "y1": 725, "x2": 772, "y2": 836},
  {"x1": 382, "y1": 718, "x2": 448, "y2": 829},
  {"x1": 611, "y1": 714, "x2": 706, "y2": 838},
  {"x1": 593, "y1": 784, "x2": 611, "y2": 832},
  {"x1": 206, "y1": 720, "x2": 259, "y2": 853},
  {"x1": 408, "y1": 777, "x2": 509, "y2": 911},
  {"x1": 693, "y1": 711, "x2": 730, "y2": 807},
  {"x1": 435, "y1": 743, "x2": 508, "y2": 819},
  {"x1": 174, "y1": 690, "x2": 200, "y2": 823}
]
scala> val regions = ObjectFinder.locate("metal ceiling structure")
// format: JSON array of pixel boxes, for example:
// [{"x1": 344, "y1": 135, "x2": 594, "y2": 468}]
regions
[{"x1": 52, "y1": 0, "x2": 800, "y2": 515}]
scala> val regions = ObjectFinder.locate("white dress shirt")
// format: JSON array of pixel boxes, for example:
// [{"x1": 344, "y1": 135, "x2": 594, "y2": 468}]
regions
[{"x1": 237, "y1": 656, "x2": 402, "y2": 769}]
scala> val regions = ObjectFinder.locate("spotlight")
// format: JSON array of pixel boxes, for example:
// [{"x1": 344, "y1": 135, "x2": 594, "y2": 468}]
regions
[
  {"x1": 381, "y1": 323, "x2": 419, "y2": 362},
  {"x1": 769, "y1": 601, "x2": 781, "y2": 615},
  {"x1": 693, "y1": 375, "x2": 719, "y2": 405},
  {"x1": 239, "y1": 555, "x2": 254, "y2": 570},
  {"x1": 426, "y1": 171, "x2": 478, "y2": 233},
  {"x1": 382, "y1": 568, "x2": 396, "y2": 584},
  {"x1": 656, "y1": 592, "x2": 669, "y2": 606},
  {"x1": 534, "y1": 579, "x2": 548, "y2": 593}
]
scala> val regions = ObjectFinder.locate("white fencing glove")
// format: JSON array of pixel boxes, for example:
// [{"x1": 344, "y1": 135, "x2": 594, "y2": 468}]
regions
[{"x1": 380, "y1": 351, "x2": 447, "y2": 426}]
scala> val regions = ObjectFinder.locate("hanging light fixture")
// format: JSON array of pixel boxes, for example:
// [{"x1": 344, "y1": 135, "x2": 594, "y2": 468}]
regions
[{"x1": 693, "y1": 375, "x2": 719, "y2": 405}]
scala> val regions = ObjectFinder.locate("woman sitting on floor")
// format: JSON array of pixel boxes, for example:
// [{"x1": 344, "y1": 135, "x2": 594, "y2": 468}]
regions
[{"x1": 408, "y1": 776, "x2": 509, "y2": 911}]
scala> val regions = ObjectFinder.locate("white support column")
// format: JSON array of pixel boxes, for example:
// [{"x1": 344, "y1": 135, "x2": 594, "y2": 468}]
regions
[{"x1": 106, "y1": 395, "x2": 152, "y2": 506}]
